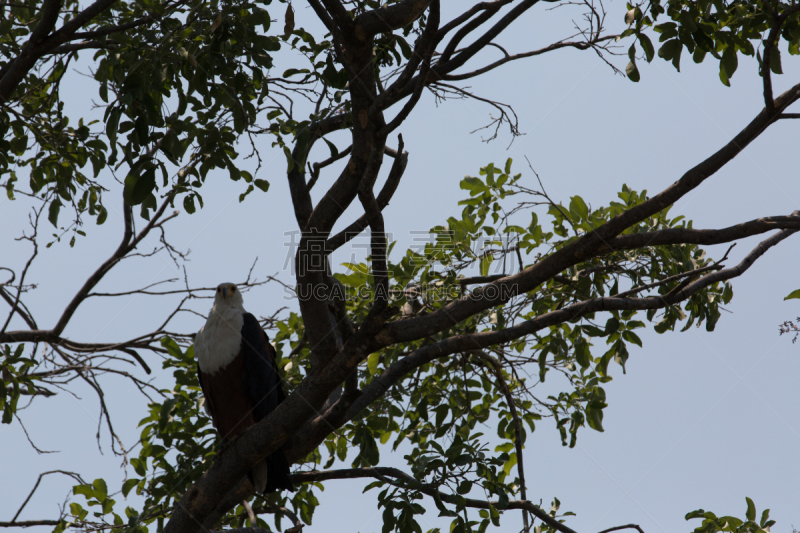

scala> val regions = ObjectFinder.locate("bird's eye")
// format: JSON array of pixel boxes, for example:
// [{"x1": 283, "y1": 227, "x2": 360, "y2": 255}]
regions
[{"x1": 230, "y1": 287, "x2": 236, "y2": 292}]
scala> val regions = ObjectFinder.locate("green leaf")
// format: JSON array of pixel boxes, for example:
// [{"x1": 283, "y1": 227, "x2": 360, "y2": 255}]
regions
[
  {"x1": 769, "y1": 47, "x2": 782, "y2": 75},
  {"x1": 693, "y1": 46, "x2": 707, "y2": 64},
  {"x1": 569, "y1": 196, "x2": 589, "y2": 221},
  {"x1": 626, "y1": 44, "x2": 640, "y2": 82},
  {"x1": 93, "y1": 478, "x2": 108, "y2": 500},
  {"x1": 586, "y1": 405, "x2": 604, "y2": 431},
  {"x1": 284, "y1": 146, "x2": 294, "y2": 172},
  {"x1": 659, "y1": 39, "x2": 682, "y2": 71},
  {"x1": 323, "y1": 138, "x2": 339, "y2": 158},
  {"x1": 719, "y1": 63, "x2": 730, "y2": 87},
  {"x1": 639, "y1": 33, "x2": 655, "y2": 62},
  {"x1": 73, "y1": 484, "x2": 95, "y2": 499},
  {"x1": 722, "y1": 46, "x2": 738, "y2": 82},
  {"x1": 48, "y1": 197, "x2": 62, "y2": 227},
  {"x1": 254, "y1": 179, "x2": 270, "y2": 193},
  {"x1": 480, "y1": 255, "x2": 491, "y2": 277},
  {"x1": 685, "y1": 509, "x2": 710, "y2": 520},
  {"x1": 367, "y1": 351, "x2": 380, "y2": 376},
  {"x1": 622, "y1": 330, "x2": 642, "y2": 347},
  {"x1": 122, "y1": 478, "x2": 140, "y2": 497},
  {"x1": 538, "y1": 350, "x2": 548, "y2": 382},
  {"x1": 745, "y1": 497, "x2": 755, "y2": 521},
  {"x1": 183, "y1": 195, "x2": 196, "y2": 214},
  {"x1": 760, "y1": 508, "x2": 771, "y2": 528},
  {"x1": 461, "y1": 177, "x2": 484, "y2": 193},
  {"x1": 124, "y1": 168, "x2": 156, "y2": 206},
  {"x1": 238, "y1": 184, "x2": 254, "y2": 202},
  {"x1": 783, "y1": 289, "x2": 800, "y2": 300},
  {"x1": 503, "y1": 452, "x2": 517, "y2": 476}
]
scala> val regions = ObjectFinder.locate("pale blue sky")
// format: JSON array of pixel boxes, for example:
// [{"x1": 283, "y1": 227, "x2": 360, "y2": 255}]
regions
[{"x1": 2, "y1": 2, "x2": 800, "y2": 532}]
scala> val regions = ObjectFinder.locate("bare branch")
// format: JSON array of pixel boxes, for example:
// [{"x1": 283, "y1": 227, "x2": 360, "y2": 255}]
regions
[
  {"x1": 52, "y1": 200, "x2": 175, "y2": 335},
  {"x1": 307, "y1": 145, "x2": 352, "y2": 192},
  {"x1": 442, "y1": 34, "x2": 619, "y2": 81},
  {"x1": 289, "y1": 467, "x2": 578, "y2": 533},
  {"x1": 8, "y1": 470, "x2": 86, "y2": 524},
  {"x1": 597, "y1": 525, "x2": 645, "y2": 533},
  {"x1": 44, "y1": 39, "x2": 116, "y2": 54},
  {"x1": 0, "y1": 521, "x2": 62, "y2": 528},
  {"x1": 471, "y1": 350, "x2": 530, "y2": 533}
]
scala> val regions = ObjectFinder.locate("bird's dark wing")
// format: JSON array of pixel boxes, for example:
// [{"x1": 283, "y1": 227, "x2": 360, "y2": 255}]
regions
[
  {"x1": 240, "y1": 313, "x2": 280, "y2": 422},
  {"x1": 240, "y1": 312, "x2": 294, "y2": 492}
]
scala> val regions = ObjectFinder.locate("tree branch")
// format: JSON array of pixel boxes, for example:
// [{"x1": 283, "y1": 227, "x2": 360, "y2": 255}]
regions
[
  {"x1": 600, "y1": 215, "x2": 800, "y2": 253},
  {"x1": 442, "y1": 34, "x2": 618, "y2": 81},
  {"x1": 471, "y1": 350, "x2": 530, "y2": 533},
  {"x1": 44, "y1": 39, "x2": 116, "y2": 55},
  {"x1": 378, "y1": 1, "x2": 440, "y2": 136},
  {"x1": 0, "y1": 521, "x2": 62, "y2": 528},
  {"x1": 290, "y1": 467, "x2": 578, "y2": 533},
  {"x1": 355, "y1": 0, "x2": 433, "y2": 35},
  {"x1": 52, "y1": 199, "x2": 174, "y2": 336},
  {"x1": 0, "y1": 0, "x2": 62, "y2": 102},
  {"x1": 596, "y1": 525, "x2": 645, "y2": 533},
  {"x1": 327, "y1": 136, "x2": 408, "y2": 252}
]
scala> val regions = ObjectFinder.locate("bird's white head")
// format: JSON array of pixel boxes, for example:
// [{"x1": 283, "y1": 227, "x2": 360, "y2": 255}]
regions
[{"x1": 214, "y1": 282, "x2": 244, "y2": 309}]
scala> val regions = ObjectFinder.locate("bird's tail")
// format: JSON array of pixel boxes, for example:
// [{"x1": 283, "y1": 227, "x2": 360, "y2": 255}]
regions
[{"x1": 264, "y1": 448, "x2": 294, "y2": 493}]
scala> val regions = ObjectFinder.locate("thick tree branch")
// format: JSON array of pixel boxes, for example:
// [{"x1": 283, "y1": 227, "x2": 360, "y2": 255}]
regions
[
  {"x1": 0, "y1": 0, "x2": 123, "y2": 102},
  {"x1": 307, "y1": 0, "x2": 333, "y2": 31},
  {"x1": 0, "y1": 0, "x2": 62, "y2": 102},
  {"x1": 355, "y1": 0, "x2": 433, "y2": 35},
  {"x1": 600, "y1": 215, "x2": 800, "y2": 252},
  {"x1": 318, "y1": 0, "x2": 351, "y2": 32},
  {"x1": 326, "y1": 137, "x2": 408, "y2": 252}
]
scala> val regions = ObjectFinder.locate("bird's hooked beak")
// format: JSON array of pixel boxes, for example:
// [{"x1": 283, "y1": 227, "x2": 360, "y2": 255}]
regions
[{"x1": 221, "y1": 286, "x2": 228, "y2": 299}]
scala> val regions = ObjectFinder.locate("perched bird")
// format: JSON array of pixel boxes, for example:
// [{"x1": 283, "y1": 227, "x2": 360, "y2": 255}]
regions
[{"x1": 193, "y1": 282, "x2": 293, "y2": 493}]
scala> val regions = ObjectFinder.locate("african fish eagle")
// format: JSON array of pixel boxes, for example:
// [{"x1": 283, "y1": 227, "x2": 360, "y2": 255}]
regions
[{"x1": 193, "y1": 282, "x2": 293, "y2": 493}]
